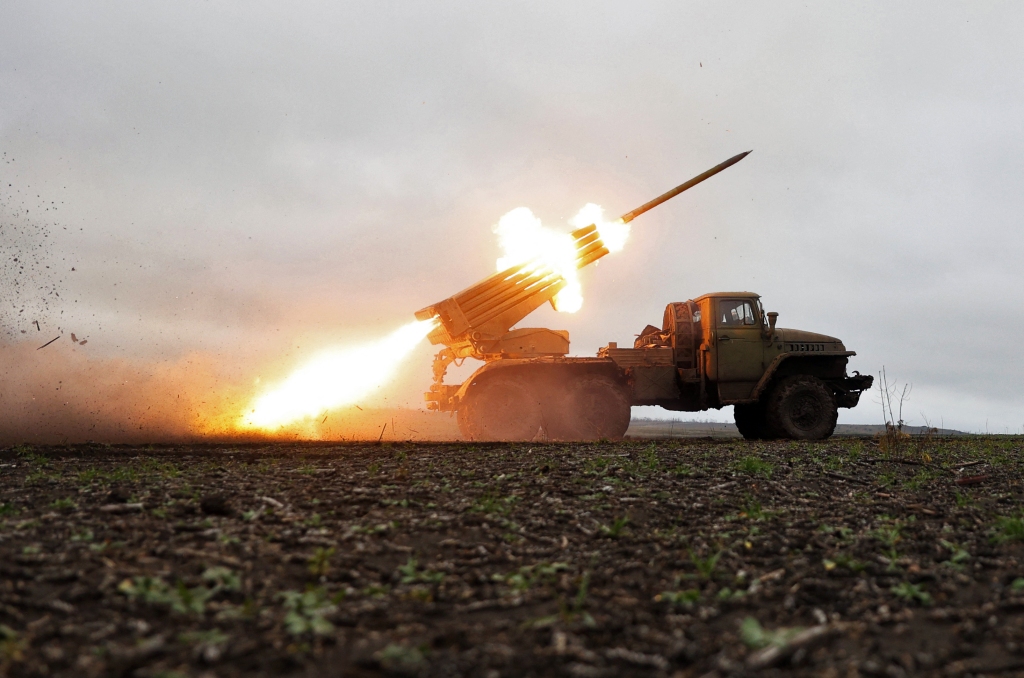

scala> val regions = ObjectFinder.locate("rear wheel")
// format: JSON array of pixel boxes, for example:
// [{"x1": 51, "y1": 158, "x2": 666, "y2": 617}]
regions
[
  {"x1": 458, "y1": 375, "x2": 543, "y2": 441},
  {"x1": 734, "y1": 403, "x2": 770, "y2": 440},
  {"x1": 764, "y1": 375, "x2": 837, "y2": 440},
  {"x1": 546, "y1": 373, "x2": 631, "y2": 441}
]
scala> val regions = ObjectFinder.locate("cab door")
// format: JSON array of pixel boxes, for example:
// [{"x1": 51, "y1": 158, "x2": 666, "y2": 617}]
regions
[{"x1": 714, "y1": 298, "x2": 764, "y2": 401}]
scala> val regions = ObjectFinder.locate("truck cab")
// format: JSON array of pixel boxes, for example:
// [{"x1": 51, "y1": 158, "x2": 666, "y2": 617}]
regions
[{"x1": 606, "y1": 292, "x2": 872, "y2": 439}]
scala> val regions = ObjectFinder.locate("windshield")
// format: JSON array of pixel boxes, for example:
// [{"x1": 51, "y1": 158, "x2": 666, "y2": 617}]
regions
[{"x1": 718, "y1": 299, "x2": 756, "y2": 327}]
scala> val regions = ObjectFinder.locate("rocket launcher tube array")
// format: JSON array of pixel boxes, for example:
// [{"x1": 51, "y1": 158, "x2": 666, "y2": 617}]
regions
[{"x1": 414, "y1": 151, "x2": 751, "y2": 348}]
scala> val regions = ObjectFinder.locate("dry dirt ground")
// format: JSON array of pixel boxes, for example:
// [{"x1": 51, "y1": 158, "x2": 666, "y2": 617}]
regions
[{"x1": 0, "y1": 437, "x2": 1022, "y2": 678}]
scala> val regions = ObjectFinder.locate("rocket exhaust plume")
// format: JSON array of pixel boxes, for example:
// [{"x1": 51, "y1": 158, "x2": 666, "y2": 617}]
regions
[{"x1": 239, "y1": 318, "x2": 437, "y2": 431}]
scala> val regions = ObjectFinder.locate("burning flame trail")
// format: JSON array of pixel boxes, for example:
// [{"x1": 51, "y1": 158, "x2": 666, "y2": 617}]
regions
[
  {"x1": 238, "y1": 202, "x2": 629, "y2": 433},
  {"x1": 493, "y1": 203, "x2": 629, "y2": 313},
  {"x1": 239, "y1": 318, "x2": 436, "y2": 431}
]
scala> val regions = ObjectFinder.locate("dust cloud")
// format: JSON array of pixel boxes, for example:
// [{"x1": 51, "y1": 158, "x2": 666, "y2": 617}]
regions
[{"x1": 0, "y1": 339, "x2": 459, "y2": 445}]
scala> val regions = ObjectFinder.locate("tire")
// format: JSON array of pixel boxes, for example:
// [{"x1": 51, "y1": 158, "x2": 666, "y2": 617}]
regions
[
  {"x1": 764, "y1": 375, "x2": 838, "y2": 440},
  {"x1": 457, "y1": 375, "x2": 543, "y2": 441},
  {"x1": 734, "y1": 403, "x2": 770, "y2": 440},
  {"x1": 546, "y1": 373, "x2": 631, "y2": 441}
]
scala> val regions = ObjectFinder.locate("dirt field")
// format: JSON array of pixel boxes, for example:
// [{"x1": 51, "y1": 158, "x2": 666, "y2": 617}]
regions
[{"x1": 0, "y1": 437, "x2": 1022, "y2": 677}]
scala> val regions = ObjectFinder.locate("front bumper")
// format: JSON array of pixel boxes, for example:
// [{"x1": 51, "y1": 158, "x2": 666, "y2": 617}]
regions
[{"x1": 833, "y1": 372, "x2": 874, "y2": 408}]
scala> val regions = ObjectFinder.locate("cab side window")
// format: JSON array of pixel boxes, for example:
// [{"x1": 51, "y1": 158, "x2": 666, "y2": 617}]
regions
[{"x1": 718, "y1": 299, "x2": 756, "y2": 327}]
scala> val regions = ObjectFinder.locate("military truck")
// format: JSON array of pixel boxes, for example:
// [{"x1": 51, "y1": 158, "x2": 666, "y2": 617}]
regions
[{"x1": 415, "y1": 153, "x2": 872, "y2": 441}]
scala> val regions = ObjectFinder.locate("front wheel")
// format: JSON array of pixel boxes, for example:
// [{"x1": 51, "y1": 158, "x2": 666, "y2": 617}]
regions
[{"x1": 764, "y1": 375, "x2": 838, "y2": 440}]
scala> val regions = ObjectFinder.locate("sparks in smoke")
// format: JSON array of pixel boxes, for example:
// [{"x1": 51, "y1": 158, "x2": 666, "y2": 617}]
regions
[{"x1": 239, "y1": 318, "x2": 436, "y2": 431}]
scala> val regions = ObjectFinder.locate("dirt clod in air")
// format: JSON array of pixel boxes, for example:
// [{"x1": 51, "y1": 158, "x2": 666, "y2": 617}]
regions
[{"x1": 0, "y1": 158, "x2": 69, "y2": 339}]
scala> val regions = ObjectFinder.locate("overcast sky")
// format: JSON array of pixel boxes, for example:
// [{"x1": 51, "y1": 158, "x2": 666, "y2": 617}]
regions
[{"x1": 2, "y1": 1, "x2": 1023, "y2": 435}]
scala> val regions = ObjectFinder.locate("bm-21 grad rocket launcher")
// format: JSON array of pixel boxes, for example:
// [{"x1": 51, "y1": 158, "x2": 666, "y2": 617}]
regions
[
  {"x1": 415, "y1": 150, "x2": 872, "y2": 440},
  {"x1": 416, "y1": 150, "x2": 871, "y2": 442}
]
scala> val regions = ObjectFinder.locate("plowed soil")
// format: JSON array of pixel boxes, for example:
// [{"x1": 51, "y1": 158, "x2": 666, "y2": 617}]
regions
[{"x1": 1, "y1": 437, "x2": 1022, "y2": 677}]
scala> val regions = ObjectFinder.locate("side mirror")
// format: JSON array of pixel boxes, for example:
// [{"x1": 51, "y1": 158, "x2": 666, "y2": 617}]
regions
[{"x1": 765, "y1": 312, "x2": 779, "y2": 337}]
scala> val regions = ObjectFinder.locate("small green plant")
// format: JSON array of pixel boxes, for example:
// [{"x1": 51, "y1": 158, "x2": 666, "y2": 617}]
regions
[
  {"x1": 178, "y1": 628, "x2": 229, "y2": 649},
  {"x1": 0, "y1": 624, "x2": 27, "y2": 667},
  {"x1": 735, "y1": 455, "x2": 774, "y2": 479},
  {"x1": 655, "y1": 589, "x2": 700, "y2": 608},
  {"x1": 637, "y1": 444, "x2": 660, "y2": 472},
  {"x1": 672, "y1": 463, "x2": 694, "y2": 477},
  {"x1": 119, "y1": 576, "x2": 173, "y2": 604},
  {"x1": 567, "y1": 571, "x2": 594, "y2": 625},
  {"x1": 690, "y1": 549, "x2": 723, "y2": 580},
  {"x1": 874, "y1": 470, "x2": 896, "y2": 489},
  {"x1": 1011, "y1": 578, "x2": 1024, "y2": 593},
  {"x1": 216, "y1": 597, "x2": 257, "y2": 621},
  {"x1": 818, "y1": 524, "x2": 855, "y2": 541},
  {"x1": 304, "y1": 513, "x2": 323, "y2": 528},
  {"x1": 738, "y1": 496, "x2": 771, "y2": 521},
  {"x1": 71, "y1": 529, "x2": 94, "y2": 542},
  {"x1": 992, "y1": 514, "x2": 1024, "y2": 544},
  {"x1": 0, "y1": 503, "x2": 17, "y2": 517},
  {"x1": 740, "y1": 617, "x2": 805, "y2": 649},
  {"x1": 51, "y1": 498, "x2": 77, "y2": 511},
  {"x1": 873, "y1": 523, "x2": 902, "y2": 549},
  {"x1": 846, "y1": 440, "x2": 864, "y2": 461},
  {"x1": 202, "y1": 567, "x2": 242, "y2": 593},
  {"x1": 119, "y1": 568, "x2": 238, "y2": 617},
  {"x1": 169, "y1": 581, "x2": 213, "y2": 615},
  {"x1": 76, "y1": 471, "x2": 102, "y2": 485},
  {"x1": 823, "y1": 553, "x2": 865, "y2": 573},
  {"x1": 14, "y1": 446, "x2": 46, "y2": 465},
  {"x1": 599, "y1": 515, "x2": 629, "y2": 538},
  {"x1": 717, "y1": 587, "x2": 745, "y2": 602},
  {"x1": 108, "y1": 465, "x2": 138, "y2": 483},
  {"x1": 954, "y1": 490, "x2": 973, "y2": 508},
  {"x1": 308, "y1": 547, "x2": 335, "y2": 577},
  {"x1": 279, "y1": 587, "x2": 338, "y2": 636},
  {"x1": 493, "y1": 562, "x2": 568, "y2": 591},
  {"x1": 470, "y1": 491, "x2": 518, "y2": 515},
  {"x1": 397, "y1": 557, "x2": 445, "y2": 585},
  {"x1": 891, "y1": 582, "x2": 932, "y2": 606},
  {"x1": 374, "y1": 643, "x2": 425, "y2": 673},
  {"x1": 367, "y1": 462, "x2": 381, "y2": 475},
  {"x1": 362, "y1": 584, "x2": 390, "y2": 598},
  {"x1": 582, "y1": 455, "x2": 612, "y2": 476},
  {"x1": 939, "y1": 539, "x2": 970, "y2": 569}
]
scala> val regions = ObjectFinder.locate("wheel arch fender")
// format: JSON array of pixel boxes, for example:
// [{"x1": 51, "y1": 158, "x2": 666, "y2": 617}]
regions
[
  {"x1": 751, "y1": 352, "x2": 855, "y2": 401},
  {"x1": 453, "y1": 359, "x2": 538, "y2": 407}
]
